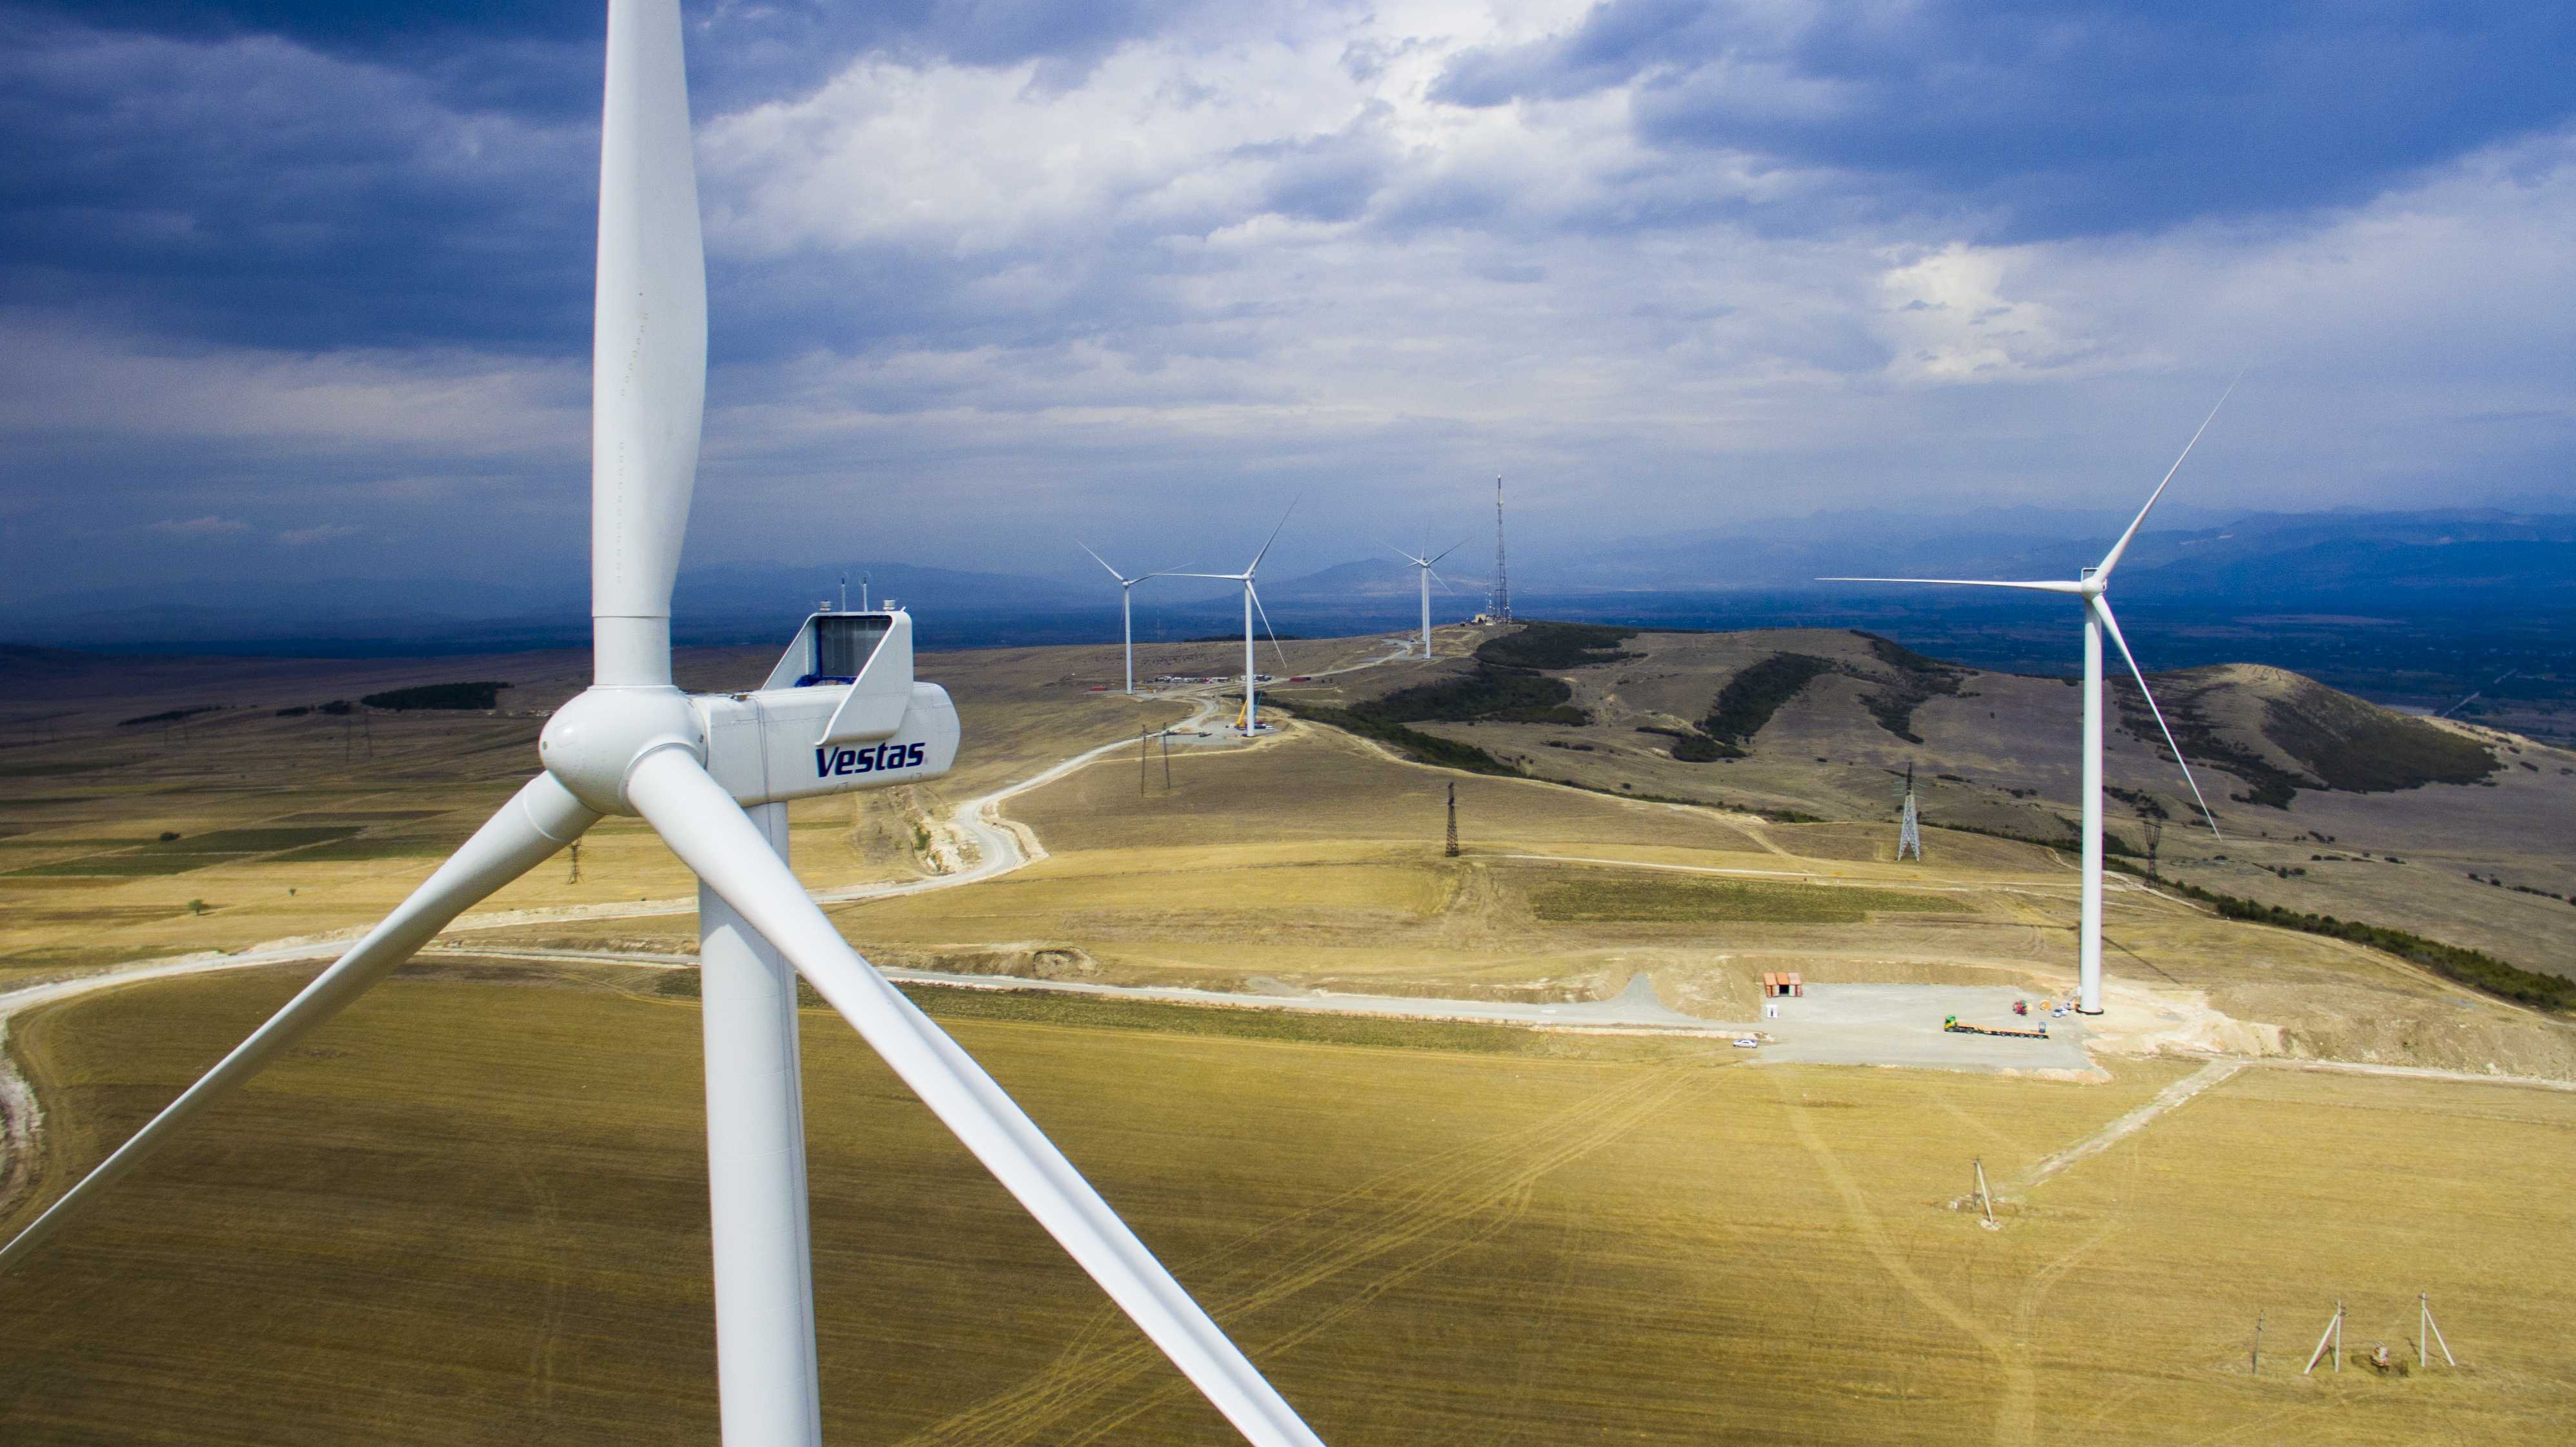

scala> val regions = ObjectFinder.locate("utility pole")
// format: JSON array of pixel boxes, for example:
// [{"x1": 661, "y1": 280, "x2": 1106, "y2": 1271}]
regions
[
  {"x1": 1161, "y1": 729, "x2": 1172, "y2": 791},
  {"x1": 1140, "y1": 727, "x2": 1150, "y2": 795},
  {"x1": 1445, "y1": 782, "x2": 1460, "y2": 858},
  {"x1": 2251, "y1": 1310, "x2": 2264, "y2": 1376},
  {"x1": 2420, "y1": 1291, "x2": 2455, "y2": 1368},
  {"x1": 568, "y1": 840, "x2": 581, "y2": 884},
  {"x1": 1971, "y1": 1157, "x2": 1994, "y2": 1228},
  {"x1": 2304, "y1": 1300, "x2": 2344, "y2": 1375}
]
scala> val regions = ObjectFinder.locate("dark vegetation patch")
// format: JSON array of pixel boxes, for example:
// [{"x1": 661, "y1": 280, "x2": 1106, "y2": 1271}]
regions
[
  {"x1": 1635, "y1": 725, "x2": 1738, "y2": 762},
  {"x1": 1852, "y1": 631, "x2": 1970, "y2": 744},
  {"x1": 1266, "y1": 698, "x2": 1524, "y2": 776},
  {"x1": 1474, "y1": 621, "x2": 1639, "y2": 670},
  {"x1": 1524, "y1": 869, "x2": 1949, "y2": 924},
  {"x1": 2126, "y1": 865, "x2": 2576, "y2": 1013},
  {"x1": 359, "y1": 681, "x2": 511, "y2": 711},
  {"x1": 2134, "y1": 691, "x2": 2304, "y2": 809},
  {"x1": 2259, "y1": 689, "x2": 2495, "y2": 792},
  {"x1": 6, "y1": 825, "x2": 363, "y2": 876},
  {"x1": 317, "y1": 700, "x2": 354, "y2": 715},
  {"x1": 1362, "y1": 667, "x2": 1587, "y2": 726},
  {"x1": 118, "y1": 706, "x2": 221, "y2": 727},
  {"x1": 1704, "y1": 653, "x2": 1835, "y2": 746}
]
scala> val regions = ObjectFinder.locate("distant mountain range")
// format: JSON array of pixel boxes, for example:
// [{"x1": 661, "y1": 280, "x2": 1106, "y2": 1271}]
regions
[{"x1": 10, "y1": 507, "x2": 2573, "y2": 656}]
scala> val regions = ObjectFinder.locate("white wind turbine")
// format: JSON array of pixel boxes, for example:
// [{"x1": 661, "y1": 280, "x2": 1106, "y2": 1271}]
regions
[
  {"x1": 1823, "y1": 388, "x2": 2235, "y2": 1016},
  {"x1": 1078, "y1": 541, "x2": 1182, "y2": 694},
  {"x1": 0, "y1": 7, "x2": 1328, "y2": 1446},
  {"x1": 1389, "y1": 537, "x2": 1467, "y2": 659},
  {"x1": 1178, "y1": 501, "x2": 1296, "y2": 734}
]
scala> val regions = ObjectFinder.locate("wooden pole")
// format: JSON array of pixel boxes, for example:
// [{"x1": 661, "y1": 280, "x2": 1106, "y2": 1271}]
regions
[
  {"x1": 2251, "y1": 1311, "x2": 2263, "y2": 1376},
  {"x1": 1139, "y1": 727, "x2": 1149, "y2": 795},
  {"x1": 1162, "y1": 729, "x2": 1172, "y2": 790},
  {"x1": 1973, "y1": 1159, "x2": 1995, "y2": 1226}
]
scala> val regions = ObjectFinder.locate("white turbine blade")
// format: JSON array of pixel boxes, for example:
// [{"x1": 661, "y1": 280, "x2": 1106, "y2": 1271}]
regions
[
  {"x1": 0, "y1": 774, "x2": 597, "y2": 1275},
  {"x1": 1248, "y1": 583, "x2": 1291, "y2": 672},
  {"x1": 590, "y1": 0, "x2": 707, "y2": 687},
  {"x1": 1170, "y1": 571, "x2": 1247, "y2": 582},
  {"x1": 1385, "y1": 541, "x2": 1429, "y2": 567},
  {"x1": 1246, "y1": 498, "x2": 1298, "y2": 576},
  {"x1": 1426, "y1": 539, "x2": 1470, "y2": 565},
  {"x1": 2092, "y1": 596, "x2": 2222, "y2": 838},
  {"x1": 1427, "y1": 567, "x2": 1459, "y2": 596},
  {"x1": 1818, "y1": 576, "x2": 2086, "y2": 594},
  {"x1": 1076, "y1": 541, "x2": 1131, "y2": 585},
  {"x1": 623, "y1": 752, "x2": 1326, "y2": 1447},
  {"x1": 2095, "y1": 372, "x2": 2241, "y2": 582}
]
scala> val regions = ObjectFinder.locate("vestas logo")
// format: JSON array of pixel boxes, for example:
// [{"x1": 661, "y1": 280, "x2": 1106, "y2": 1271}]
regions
[{"x1": 816, "y1": 741, "x2": 927, "y2": 778}]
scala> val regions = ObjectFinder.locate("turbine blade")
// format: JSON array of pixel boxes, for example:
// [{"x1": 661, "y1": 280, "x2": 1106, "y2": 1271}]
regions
[
  {"x1": 1427, "y1": 567, "x2": 1458, "y2": 596},
  {"x1": 1818, "y1": 577, "x2": 2086, "y2": 594},
  {"x1": 2092, "y1": 597, "x2": 2222, "y2": 838},
  {"x1": 0, "y1": 774, "x2": 597, "y2": 1275},
  {"x1": 1249, "y1": 583, "x2": 1290, "y2": 672},
  {"x1": 623, "y1": 753, "x2": 1325, "y2": 1447},
  {"x1": 1169, "y1": 572, "x2": 1246, "y2": 582},
  {"x1": 1427, "y1": 539, "x2": 1470, "y2": 565},
  {"x1": 2096, "y1": 371, "x2": 2241, "y2": 582},
  {"x1": 590, "y1": 0, "x2": 707, "y2": 687},
  {"x1": 1246, "y1": 498, "x2": 1297, "y2": 576},
  {"x1": 1076, "y1": 541, "x2": 1130, "y2": 585},
  {"x1": 1385, "y1": 541, "x2": 1427, "y2": 567}
]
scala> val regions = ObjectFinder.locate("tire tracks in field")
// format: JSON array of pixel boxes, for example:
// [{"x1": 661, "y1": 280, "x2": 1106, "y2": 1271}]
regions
[{"x1": 898, "y1": 1064, "x2": 1701, "y2": 1447}]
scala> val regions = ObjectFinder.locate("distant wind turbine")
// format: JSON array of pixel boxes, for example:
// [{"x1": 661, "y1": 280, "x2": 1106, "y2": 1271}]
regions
[
  {"x1": 1389, "y1": 538, "x2": 1468, "y2": 660},
  {"x1": 1823, "y1": 383, "x2": 2237, "y2": 1015},
  {"x1": 1077, "y1": 542, "x2": 1182, "y2": 695},
  {"x1": 1178, "y1": 501, "x2": 1296, "y2": 734}
]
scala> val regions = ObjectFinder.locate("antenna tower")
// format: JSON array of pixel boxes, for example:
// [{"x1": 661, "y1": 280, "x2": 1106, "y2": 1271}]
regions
[
  {"x1": 1445, "y1": 782, "x2": 1460, "y2": 857},
  {"x1": 1488, "y1": 474, "x2": 1511, "y2": 623},
  {"x1": 1897, "y1": 763, "x2": 1922, "y2": 861}
]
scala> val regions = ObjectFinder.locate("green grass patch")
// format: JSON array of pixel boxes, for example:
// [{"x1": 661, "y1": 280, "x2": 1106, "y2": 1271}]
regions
[{"x1": 1525, "y1": 868, "x2": 1952, "y2": 924}]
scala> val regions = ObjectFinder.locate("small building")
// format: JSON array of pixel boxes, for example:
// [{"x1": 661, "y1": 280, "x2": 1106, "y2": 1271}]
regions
[{"x1": 1760, "y1": 971, "x2": 1805, "y2": 998}]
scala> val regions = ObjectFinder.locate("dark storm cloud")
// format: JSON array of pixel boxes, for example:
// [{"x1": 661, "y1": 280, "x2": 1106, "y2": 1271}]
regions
[{"x1": 1437, "y1": 1, "x2": 2576, "y2": 240}]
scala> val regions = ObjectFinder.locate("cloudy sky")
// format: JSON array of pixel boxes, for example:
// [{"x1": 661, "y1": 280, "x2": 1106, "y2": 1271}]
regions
[{"x1": 5, "y1": 0, "x2": 2572, "y2": 603}]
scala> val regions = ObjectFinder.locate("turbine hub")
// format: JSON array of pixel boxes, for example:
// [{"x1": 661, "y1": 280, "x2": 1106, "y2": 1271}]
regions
[{"x1": 539, "y1": 685, "x2": 706, "y2": 815}]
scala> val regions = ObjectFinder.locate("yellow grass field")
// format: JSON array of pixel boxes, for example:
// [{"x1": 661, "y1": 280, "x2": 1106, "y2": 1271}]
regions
[{"x1": 3, "y1": 963, "x2": 2570, "y2": 1444}]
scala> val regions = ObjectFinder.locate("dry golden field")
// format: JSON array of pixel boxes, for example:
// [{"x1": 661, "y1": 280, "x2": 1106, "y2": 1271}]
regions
[{"x1": 3, "y1": 962, "x2": 2571, "y2": 1444}]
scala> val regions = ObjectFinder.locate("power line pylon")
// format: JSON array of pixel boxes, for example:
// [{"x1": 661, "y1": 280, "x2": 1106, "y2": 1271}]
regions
[
  {"x1": 1445, "y1": 782, "x2": 1460, "y2": 858},
  {"x1": 1898, "y1": 762, "x2": 1922, "y2": 861}
]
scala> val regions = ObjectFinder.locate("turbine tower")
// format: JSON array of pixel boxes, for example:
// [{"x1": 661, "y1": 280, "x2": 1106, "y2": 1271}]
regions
[
  {"x1": 1389, "y1": 536, "x2": 1467, "y2": 658},
  {"x1": 1488, "y1": 474, "x2": 1512, "y2": 623},
  {"x1": 1823, "y1": 386, "x2": 2235, "y2": 1015},
  {"x1": 1178, "y1": 502, "x2": 1296, "y2": 735},
  {"x1": 0, "y1": 8, "x2": 1329, "y2": 1446},
  {"x1": 1078, "y1": 542, "x2": 1179, "y2": 694}
]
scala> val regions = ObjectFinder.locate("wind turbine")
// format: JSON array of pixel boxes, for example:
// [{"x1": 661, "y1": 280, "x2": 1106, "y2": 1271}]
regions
[
  {"x1": 0, "y1": 8, "x2": 1328, "y2": 1446},
  {"x1": 1178, "y1": 501, "x2": 1296, "y2": 734},
  {"x1": 1389, "y1": 537, "x2": 1467, "y2": 659},
  {"x1": 1822, "y1": 387, "x2": 2235, "y2": 1016},
  {"x1": 1078, "y1": 541, "x2": 1181, "y2": 695}
]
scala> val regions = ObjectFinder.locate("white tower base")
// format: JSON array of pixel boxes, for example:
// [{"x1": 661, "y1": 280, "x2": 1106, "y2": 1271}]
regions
[{"x1": 699, "y1": 801, "x2": 824, "y2": 1445}]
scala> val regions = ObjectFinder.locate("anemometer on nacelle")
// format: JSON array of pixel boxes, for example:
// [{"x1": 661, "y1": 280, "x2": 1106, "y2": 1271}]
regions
[{"x1": 690, "y1": 607, "x2": 960, "y2": 808}]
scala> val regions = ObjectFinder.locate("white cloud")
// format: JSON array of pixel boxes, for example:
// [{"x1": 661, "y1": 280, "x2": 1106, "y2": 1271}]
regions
[
  {"x1": 276, "y1": 522, "x2": 363, "y2": 547},
  {"x1": 148, "y1": 515, "x2": 251, "y2": 538}
]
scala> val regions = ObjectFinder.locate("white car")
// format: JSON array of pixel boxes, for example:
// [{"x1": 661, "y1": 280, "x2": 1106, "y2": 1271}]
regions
[{"x1": 1733, "y1": 1037, "x2": 1761, "y2": 1049}]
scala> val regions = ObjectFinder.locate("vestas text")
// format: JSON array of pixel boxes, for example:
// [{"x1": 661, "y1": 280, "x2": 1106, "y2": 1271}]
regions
[{"x1": 817, "y1": 742, "x2": 927, "y2": 778}]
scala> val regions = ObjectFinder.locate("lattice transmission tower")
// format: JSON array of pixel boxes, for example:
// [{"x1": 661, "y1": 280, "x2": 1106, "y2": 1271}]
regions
[
  {"x1": 1897, "y1": 762, "x2": 1923, "y2": 861},
  {"x1": 1445, "y1": 782, "x2": 1460, "y2": 857},
  {"x1": 1487, "y1": 474, "x2": 1511, "y2": 623}
]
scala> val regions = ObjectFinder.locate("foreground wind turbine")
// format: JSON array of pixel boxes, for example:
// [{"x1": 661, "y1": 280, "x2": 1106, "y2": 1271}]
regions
[
  {"x1": 0, "y1": 8, "x2": 1328, "y2": 1446},
  {"x1": 1389, "y1": 538, "x2": 1467, "y2": 659},
  {"x1": 1823, "y1": 387, "x2": 2235, "y2": 1015},
  {"x1": 1078, "y1": 542, "x2": 1181, "y2": 694},
  {"x1": 1178, "y1": 501, "x2": 1296, "y2": 734}
]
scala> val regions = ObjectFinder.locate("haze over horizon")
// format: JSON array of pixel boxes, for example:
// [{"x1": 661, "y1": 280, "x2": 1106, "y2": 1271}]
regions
[{"x1": 5, "y1": 1, "x2": 2573, "y2": 607}]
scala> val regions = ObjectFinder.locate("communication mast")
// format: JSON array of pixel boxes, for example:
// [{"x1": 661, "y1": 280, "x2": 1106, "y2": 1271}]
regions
[
  {"x1": 1898, "y1": 762, "x2": 1923, "y2": 861},
  {"x1": 1488, "y1": 474, "x2": 1512, "y2": 624}
]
